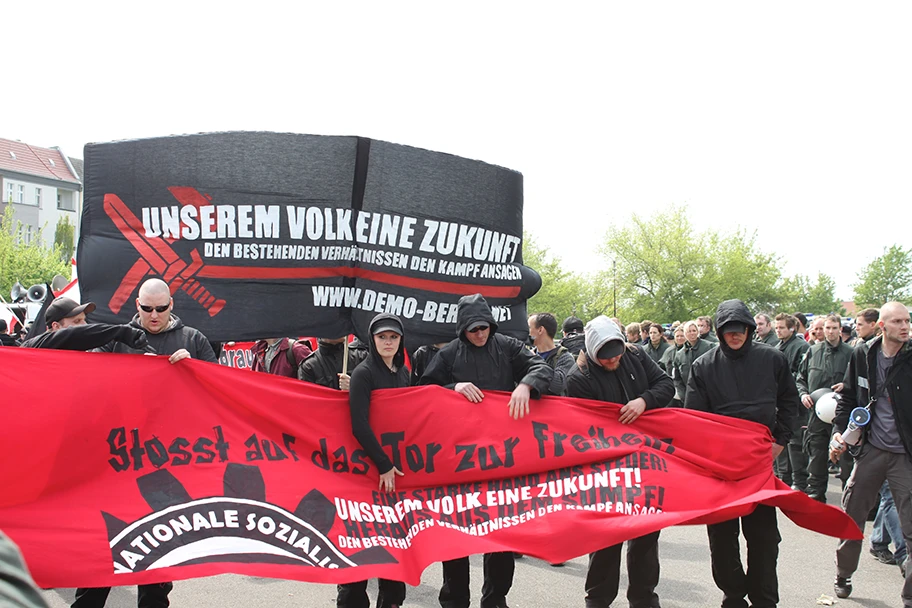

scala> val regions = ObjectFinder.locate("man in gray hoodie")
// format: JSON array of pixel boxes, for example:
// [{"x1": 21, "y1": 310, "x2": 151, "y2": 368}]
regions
[{"x1": 566, "y1": 315, "x2": 674, "y2": 608}]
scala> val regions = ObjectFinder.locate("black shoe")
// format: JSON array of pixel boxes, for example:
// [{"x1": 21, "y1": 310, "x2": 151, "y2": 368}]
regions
[
  {"x1": 871, "y1": 546, "x2": 897, "y2": 565},
  {"x1": 834, "y1": 576, "x2": 852, "y2": 598},
  {"x1": 807, "y1": 493, "x2": 827, "y2": 503},
  {"x1": 550, "y1": 561, "x2": 565, "y2": 567}
]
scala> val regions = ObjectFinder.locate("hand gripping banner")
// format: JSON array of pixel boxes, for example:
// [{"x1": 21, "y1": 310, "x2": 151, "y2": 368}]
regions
[
  {"x1": 76, "y1": 132, "x2": 541, "y2": 346},
  {"x1": 0, "y1": 348, "x2": 860, "y2": 588}
]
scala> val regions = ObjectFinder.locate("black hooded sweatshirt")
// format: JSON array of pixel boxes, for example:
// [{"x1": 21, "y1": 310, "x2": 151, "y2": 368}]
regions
[
  {"x1": 349, "y1": 313, "x2": 410, "y2": 474},
  {"x1": 685, "y1": 299, "x2": 800, "y2": 446},
  {"x1": 298, "y1": 338, "x2": 369, "y2": 389},
  {"x1": 419, "y1": 294, "x2": 552, "y2": 396}
]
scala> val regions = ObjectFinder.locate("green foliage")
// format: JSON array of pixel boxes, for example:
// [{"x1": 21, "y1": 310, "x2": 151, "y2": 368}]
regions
[
  {"x1": 600, "y1": 206, "x2": 786, "y2": 323},
  {"x1": 779, "y1": 273, "x2": 846, "y2": 315},
  {"x1": 54, "y1": 215, "x2": 76, "y2": 263},
  {"x1": 523, "y1": 233, "x2": 591, "y2": 325},
  {"x1": 853, "y1": 245, "x2": 912, "y2": 307},
  {"x1": 0, "y1": 204, "x2": 70, "y2": 297}
]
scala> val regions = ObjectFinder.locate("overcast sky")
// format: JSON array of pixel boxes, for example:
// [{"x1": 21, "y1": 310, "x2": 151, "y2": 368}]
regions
[{"x1": 8, "y1": 2, "x2": 910, "y2": 300}]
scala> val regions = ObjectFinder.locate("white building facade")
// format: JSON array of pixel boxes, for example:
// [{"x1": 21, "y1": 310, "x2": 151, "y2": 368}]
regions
[{"x1": 0, "y1": 138, "x2": 81, "y2": 250}]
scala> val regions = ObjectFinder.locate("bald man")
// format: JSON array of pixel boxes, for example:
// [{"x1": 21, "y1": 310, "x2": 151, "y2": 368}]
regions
[
  {"x1": 831, "y1": 302, "x2": 912, "y2": 605},
  {"x1": 95, "y1": 278, "x2": 216, "y2": 362}
]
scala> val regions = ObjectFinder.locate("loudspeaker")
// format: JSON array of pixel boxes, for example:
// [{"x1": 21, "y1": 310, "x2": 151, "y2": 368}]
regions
[
  {"x1": 27, "y1": 284, "x2": 47, "y2": 303},
  {"x1": 51, "y1": 275, "x2": 69, "y2": 293},
  {"x1": 10, "y1": 282, "x2": 25, "y2": 303}
]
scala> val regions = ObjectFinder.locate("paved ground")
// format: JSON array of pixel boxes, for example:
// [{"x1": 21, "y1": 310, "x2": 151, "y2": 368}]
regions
[{"x1": 40, "y1": 475, "x2": 905, "y2": 607}]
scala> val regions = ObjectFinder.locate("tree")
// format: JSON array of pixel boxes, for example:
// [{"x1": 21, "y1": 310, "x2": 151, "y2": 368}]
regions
[
  {"x1": 0, "y1": 204, "x2": 70, "y2": 297},
  {"x1": 853, "y1": 245, "x2": 912, "y2": 307},
  {"x1": 779, "y1": 273, "x2": 846, "y2": 315},
  {"x1": 54, "y1": 215, "x2": 76, "y2": 263},
  {"x1": 600, "y1": 205, "x2": 786, "y2": 323},
  {"x1": 523, "y1": 233, "x2": 589, "y2": 324}
]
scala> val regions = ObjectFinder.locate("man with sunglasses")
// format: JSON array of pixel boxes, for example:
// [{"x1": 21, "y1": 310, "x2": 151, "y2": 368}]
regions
[
  {"x1": 420, "y1": 293, "x2": 552, "y2": 608},
  {"x1": 95, "y1": 278, "x2": 216, "y2": 363}
]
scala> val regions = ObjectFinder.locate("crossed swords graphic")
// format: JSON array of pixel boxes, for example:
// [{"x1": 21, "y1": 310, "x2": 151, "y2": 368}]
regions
[{"x1": 105, "y1": 189, "x2": 523, "y2": 318}]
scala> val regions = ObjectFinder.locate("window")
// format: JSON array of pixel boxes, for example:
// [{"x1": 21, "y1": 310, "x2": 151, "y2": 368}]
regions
[
  {"x1": 35, "y1": 188, "x2": 41, "y2": 207},
  {"x1": 48, "y1": 158, "x2": 56, "y2": 167},
  {"x1": 5, "y1": 182, "x2": 11, "y2": 203},
  {"x1": 57, "y1": 191, "x2": 76, "y2": 212},
  {"x1": 16, "y1": 185, "x2": 24, "y2": 204},
  {"x1": 8, "y1": 151, "x2": 15, "y2": 160},
  {"x1": 17, "y1": 225, "x2": 32, "y2": 245}
]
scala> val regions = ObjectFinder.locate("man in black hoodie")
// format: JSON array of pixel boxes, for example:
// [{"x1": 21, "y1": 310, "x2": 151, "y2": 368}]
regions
[
  {"x1": 420, "y1": 294, "x2": 552, "y2": 608},
  {"x1": 298, "y1": 337, "x2": 369, "y2": 390},
  {"x1": 566, "y1": 315, "x2": 674, "y2": 608},
  {"x1": 685, "y1": 299, "x2": 799, "y2": 608},
  {"x1": 0, "y1": 319, "x2": 19, "y2": 346}
]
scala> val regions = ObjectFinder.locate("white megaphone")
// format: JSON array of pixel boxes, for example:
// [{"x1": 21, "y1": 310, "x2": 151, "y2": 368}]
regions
[{"x1": 831, "y1": 407, "x2": 871, "y2": 450}]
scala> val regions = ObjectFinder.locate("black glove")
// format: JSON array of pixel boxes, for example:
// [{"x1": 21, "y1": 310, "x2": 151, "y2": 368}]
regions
[{"x1": 119, "y1": 327, "x2": 150, "y2": 351}]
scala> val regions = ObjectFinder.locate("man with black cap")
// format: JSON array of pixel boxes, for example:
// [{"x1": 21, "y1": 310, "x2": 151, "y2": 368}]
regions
[
  {"x1": 566, "y1": 315, "x2": 674, "y2": 608},
  {"x1": 685, "y1": 299, "x2": 800, "y2": 608},
  {"x1": 420, "y1": 293, "x2": 552, "y2": 608}
]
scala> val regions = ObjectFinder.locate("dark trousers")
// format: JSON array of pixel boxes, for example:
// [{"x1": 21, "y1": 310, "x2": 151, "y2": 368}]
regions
[
  {"x1": 805, "y1": 420, "x2": 831, "y2": 499},
  {"x1": 584, "y1": 531, "x2": 661, "y2": 608},
  {"x1": 439, "y1": 551, "x2": 514, "y2": 608},
  {"x1": 706, "y1": 505, "x2": 780, "y2": 608},
  {"x1": 338, "y1": 579, "x2": 406, "y2": 608},
  {"x1": 72, "y1": 583, "x2": 172, "y2": 608},
  {"x1": 835, "y1": 444, "x2": 912, "y2": 606},
  {"x1": 773, "y1": 450, "x2": 791, "y2": 486}
]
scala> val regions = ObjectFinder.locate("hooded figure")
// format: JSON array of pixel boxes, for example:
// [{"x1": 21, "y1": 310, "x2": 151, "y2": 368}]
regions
[
  {"x1": 684, "y1": 299, "x2": 800, "y2": 608},
  {"x1": 419, "y1": 293, "x2": 552, "y2": 608},
  {"x1": 298, "y1": 337, "x2": 369, "y2": 389},
  {"x1": 566, "y1": 315, "x2": 673, "y2": 608},
  {"x1": 342, "y1": 312, "x2": 409, "y2": 608}
]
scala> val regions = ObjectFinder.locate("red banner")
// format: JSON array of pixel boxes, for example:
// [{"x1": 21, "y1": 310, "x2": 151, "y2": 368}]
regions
[{"x1": 0, "y1": 348, "x2": 859, "y2": 588}]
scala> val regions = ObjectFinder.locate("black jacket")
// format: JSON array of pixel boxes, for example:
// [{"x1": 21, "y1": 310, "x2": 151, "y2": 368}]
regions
[
  {"x1": 298, "y1": 338, "x2": 369, "y2": 389},
  {"x1": 778, "y1": 334, "x2": 810, "y2": 380},
  {"x1": 567, "y1": 344, "x2": 674, "y2": 410},
  {"x1": 796, "y1": 338, "x2": 853, "y2": 431},
  {"x1": 0, "y1": 334, "x2": 19, "y2": 347},
  {"x1": 419, "y1": 294, "x2": 552, "y2": 395},
  {"x1": 95, "y1": 314, "x2": 216, "y2": 361},
  {"x1": 349, "y1": 314, "x2": 410, "y2": 474},
  {"x1": 410, "y1": 344, "x2": 441, "y2": 386},
  {"x1": 21, "y1": 323, "x2": 145, "y2": 352},
  {"x1": 560, "y1": 333, "x2": 586, "y2": 357},
  {"x1": 672, "y1": 338, "x2": 715, "y2": 400},
  {"x1": 644, "y1": 340, "x2": 671, "y2": 370},
  {"x1": 685, "y1": 299, "x2": 800, "y2": 446},
  {"x1": 835, "y1": 336, "x2": 912, "y2": 459},
  {"x1": 541, "y1": 344, "x2": 576, "y2": 396}
]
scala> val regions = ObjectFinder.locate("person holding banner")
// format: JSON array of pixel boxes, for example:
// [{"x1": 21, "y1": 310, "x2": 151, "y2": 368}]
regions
[
  {"x1": 0, "y1": 531, "x2": 48, "y2": 608},
  {"x1": 566, "y1": 315, "x2": 674, "y2": 608},
  {"x1": 685, "y1": 299, "x2": 799, "y2": 608},
  {"x1": 419, "y1": 293, "x2": 552, "y2": 608},
  {"x1": 94, "y1": 278, "x2": 217, "y2": 364},
  {"x1": 298, "y1": 337, "x2": 369, "y2": 390},
  {"x1": 339, "y1": 312, "x2": 411, "y2": 608}
]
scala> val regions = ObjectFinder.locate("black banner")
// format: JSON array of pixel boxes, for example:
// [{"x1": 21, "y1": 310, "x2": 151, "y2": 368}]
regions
[{"x1": 78, "y1": 133, "x2": 541, "y2": 346}]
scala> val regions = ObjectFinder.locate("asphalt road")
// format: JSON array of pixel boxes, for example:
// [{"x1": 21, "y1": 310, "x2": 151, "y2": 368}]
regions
[{"x1": 40, "y1": 475, "x2": 905, "y2": 608}]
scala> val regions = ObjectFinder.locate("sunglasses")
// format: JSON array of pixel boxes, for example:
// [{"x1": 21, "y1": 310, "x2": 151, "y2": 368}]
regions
[
  {"x1": 139, "y1": 303, "x2": 170, "y2": 313},
  {"x1": 467, "y1": 325, "x2": 489, "y2": 334}
]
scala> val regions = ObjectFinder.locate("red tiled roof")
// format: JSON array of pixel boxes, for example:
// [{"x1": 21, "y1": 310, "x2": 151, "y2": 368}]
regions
[{"x1": 0, "y1": 138, "x2": 80, "y2": 184}]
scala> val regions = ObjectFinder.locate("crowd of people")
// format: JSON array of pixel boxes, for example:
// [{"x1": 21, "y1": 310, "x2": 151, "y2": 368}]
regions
[{"x1": 1, "y1": 287, "x2": 911, "y2": 608}]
